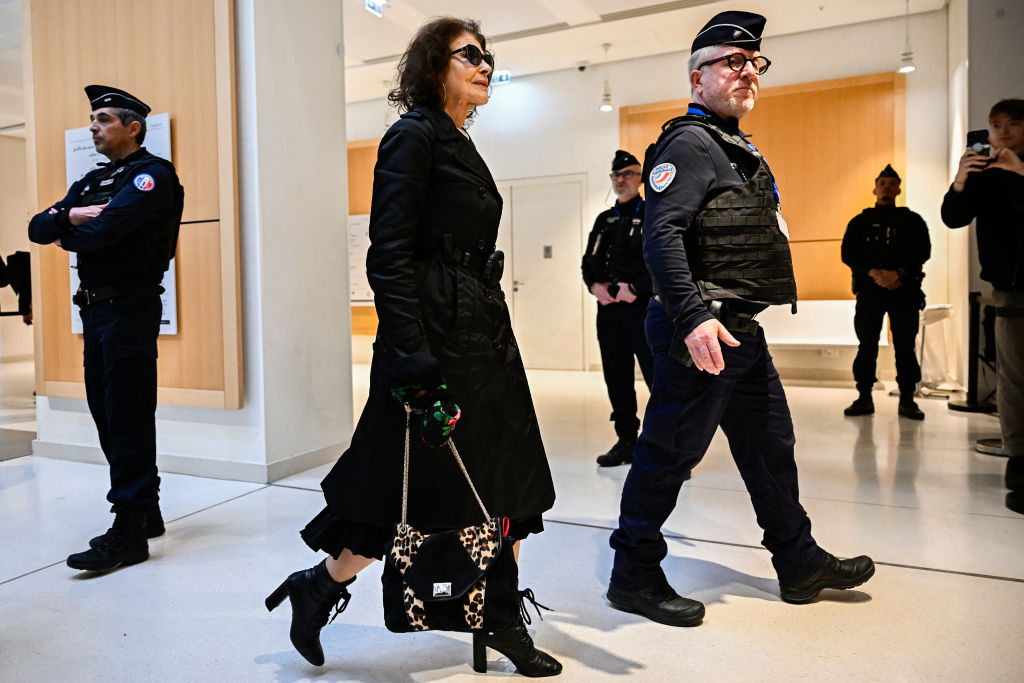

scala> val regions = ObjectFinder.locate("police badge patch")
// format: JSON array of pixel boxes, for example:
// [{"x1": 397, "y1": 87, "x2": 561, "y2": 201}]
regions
[
  {"x1": 133, "y1": 173, "x2": 156, "y2": 192},
  {"x1": 649, "y1": 163, "x2": 676, "y2": 193}
]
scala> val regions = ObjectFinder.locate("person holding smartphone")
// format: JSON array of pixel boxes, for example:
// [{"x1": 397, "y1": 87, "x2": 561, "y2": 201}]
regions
[{"x1": 941, "y1": 98, "x2": 1024, "y2": 514}]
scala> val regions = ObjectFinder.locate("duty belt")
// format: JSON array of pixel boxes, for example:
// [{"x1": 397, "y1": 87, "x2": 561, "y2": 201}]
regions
[
  {"x1": 707, "y1": 301, "x2": 761, "y2": 334},
  {"x1": 655, "y1": 296, "x2": 761, "y2": 367},
  {"x1": 73, "y1": 284, "x2": 164, "y2": 308},
  {"x1": 653, "y1": 295, "x2": 761, "y2": 334}
]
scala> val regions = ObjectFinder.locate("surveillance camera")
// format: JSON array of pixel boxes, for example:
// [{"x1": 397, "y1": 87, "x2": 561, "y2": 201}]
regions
[{"x1": 576, "y1": 61, "x2": 588, "y2": 72}]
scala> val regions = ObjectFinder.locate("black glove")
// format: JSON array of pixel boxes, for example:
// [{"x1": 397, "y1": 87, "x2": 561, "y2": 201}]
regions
[
  {"x1": 388, "y1": 351, "x2": 443, "y2": 404},
  {"x1": 413, "y1": 387, "x2": 462, "y2": 448},
  {"x1": 387, "y1": 352, "x2": 461, "y2": 447}
]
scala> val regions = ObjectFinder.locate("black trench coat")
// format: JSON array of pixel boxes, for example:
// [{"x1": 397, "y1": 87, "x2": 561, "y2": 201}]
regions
[{"x1": 320, "y1": 105, "x2": 556, "y2": 530}]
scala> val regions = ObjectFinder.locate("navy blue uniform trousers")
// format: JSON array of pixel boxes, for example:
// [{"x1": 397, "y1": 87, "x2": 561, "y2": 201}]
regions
[
  {"x1": 80, "y1": 296, "x2": 162, "y2": 512},
  {"x1": 852, "y1": 285, "x2": 922, "y2": 394},
  {"x1": 610, "y1": 300, "x2": 827, "y2": 589},
  {"x1": 596, "y1": 298, "x2": 654, "y2": 439}
]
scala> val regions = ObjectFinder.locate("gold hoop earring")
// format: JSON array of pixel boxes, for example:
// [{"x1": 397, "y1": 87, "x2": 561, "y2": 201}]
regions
[{"x1": 441, "y1": 83, "x2": 448, "y2": 107}]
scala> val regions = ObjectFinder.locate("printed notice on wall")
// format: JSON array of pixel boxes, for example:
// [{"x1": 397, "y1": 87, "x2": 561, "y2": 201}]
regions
[
  {"x1": 349, "y1": 213, "x2": 373, "y2": 304},
  {"x1": 65, "y1": 113, "x2": 178, "y2": 334}
]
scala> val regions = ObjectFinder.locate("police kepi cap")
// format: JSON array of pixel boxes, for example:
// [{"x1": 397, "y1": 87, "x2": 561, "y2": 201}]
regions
[
  {"x1": 876, "y1": 164, "x2": 901, "y2": 182},
  {"x1": 692, "y1": 11, "x2": 766, "y2": 52},
  {"x1": 612, "y1": 150, "x2": 640, "y2": 170},
  {"x1": 84, "y1": 85, "x2": 151, "y2": 116}
]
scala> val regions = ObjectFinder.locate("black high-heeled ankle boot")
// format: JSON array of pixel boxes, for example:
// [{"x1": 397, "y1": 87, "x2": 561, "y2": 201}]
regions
[
  {"x1": 472, "y1": 589, "x2": 562, "y2": 677},
  {"x1": 265, "y1": 559, "x2": 356, "y2": 666}
]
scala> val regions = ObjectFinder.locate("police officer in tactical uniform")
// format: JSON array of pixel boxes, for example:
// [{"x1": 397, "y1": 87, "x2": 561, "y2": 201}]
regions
[
  {"x1": 29, "y1": 85, "x2": 184, "y2": 572},
  {"x1": 841, "y1": 165, "x2": 930, "y2": 420},
  {"x1": 606, "y1": 12, "x2": 875, "y2": 626},
  {"x1": 582, "y1": 150, "x2": 654, "y2": 467}
]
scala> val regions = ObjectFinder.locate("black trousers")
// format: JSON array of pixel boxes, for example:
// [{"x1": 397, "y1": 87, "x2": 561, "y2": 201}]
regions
[
  {"x1": 852, "y1": 285, "x2": 922, "y2": 395},
  {"x1": 596, "y1": 299, "x2": 654, "y2": 440},
  {"x1": 80, "y1": 295, "x2": 162, "y2": 513},
  {"x1": 610, "y1": 300, "x2": 827, "y2": 589}
]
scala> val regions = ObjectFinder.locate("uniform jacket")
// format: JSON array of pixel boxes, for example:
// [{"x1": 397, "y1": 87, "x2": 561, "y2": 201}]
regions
[
  {"x1": 320, "y1": 105, "x2": 555, "y2": 529},
  {"x1": 841, "y1": 205, "x2": 930, "y2": 294},
  {"x1": 581, "y1": 195, "x2": 652, "y2": 298},
  {"x1": 940, "y1": 165, "x2": 1024, "y2": 291},
  {"x1": 28, "y1": 148, "x2": 183, "y2": 289},
  {"x1": 643, "y1": 106, "x2": 784, "y2": 335}
]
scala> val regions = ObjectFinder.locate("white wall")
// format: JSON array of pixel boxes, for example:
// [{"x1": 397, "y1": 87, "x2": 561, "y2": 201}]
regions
[
  {"x1": 33, "y1": 0, "x2": 353, "y2": 483},
  {"x1": 947, "y1": 0, "x2": 971, "y2": 391},
  {"x1": 347, "y1": 10, "x2": 952, "y2": 382},
  {"x1": 963, "y1": 0, "x2": 1024, "y2": 398},
  {"x1": 0, "y1": 135, "x2": 33, "y2": 361},
  {"x1": 248, "y1": 0, "x2": 352, "y2": 473}
]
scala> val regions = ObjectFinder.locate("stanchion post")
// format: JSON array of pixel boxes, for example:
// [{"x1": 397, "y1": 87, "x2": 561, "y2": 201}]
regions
[{"x1": 949, "y1": 290, "x2": 997, "y2": 413}]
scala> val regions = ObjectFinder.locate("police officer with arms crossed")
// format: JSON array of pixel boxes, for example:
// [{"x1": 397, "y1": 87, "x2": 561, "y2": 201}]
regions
[
  {"x1": 582, "y1": 150, "x2": 654, "y2": 467},
  {"x1": 605, "y1": 12, "x2": 875, "y2": 626},
  {"x1": 841, "y1": 165, "x2": 930, "y2": 420},
  {"x1": 29, "y1": 85, "x2": 184, "y2": 572}
]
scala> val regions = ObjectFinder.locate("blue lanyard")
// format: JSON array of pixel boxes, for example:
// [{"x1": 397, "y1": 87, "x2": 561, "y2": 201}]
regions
[
  {"x1": 613, "y1": 198, "x2": 643, "y2": 237},
  {"x1": 613, "y1": 198, "x2": 643, "y2": 220},
  {"x1": 686, "y1": 106, "x2": 781, "y2": 206}
]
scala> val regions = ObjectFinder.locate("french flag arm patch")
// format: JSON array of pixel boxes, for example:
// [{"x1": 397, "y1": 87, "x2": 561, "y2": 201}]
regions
[
  {"x1": 648, "y1": 163, "x2": 676, "y2": 193},
  {"x1": 133, "y1": 173, "x2": 156, "y2": 192}
]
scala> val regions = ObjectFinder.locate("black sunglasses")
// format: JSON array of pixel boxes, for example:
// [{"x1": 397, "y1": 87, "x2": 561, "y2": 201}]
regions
[
  {"x1": 698, "y1": 52, "x2": 771, "y2": 75},
  {"x1": 451, "y1": 44, "x2": 495, "y2": 70}
]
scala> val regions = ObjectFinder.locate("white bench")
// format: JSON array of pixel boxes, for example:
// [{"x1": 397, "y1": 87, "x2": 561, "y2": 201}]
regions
[{"x1": 757, "y1": 299, "x2": 886, "y2": 348}]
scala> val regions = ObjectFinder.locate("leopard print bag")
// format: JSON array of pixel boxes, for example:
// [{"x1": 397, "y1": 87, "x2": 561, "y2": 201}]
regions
[{"x1": 382, "y1": 413, "x2": 519, "y2": 634}]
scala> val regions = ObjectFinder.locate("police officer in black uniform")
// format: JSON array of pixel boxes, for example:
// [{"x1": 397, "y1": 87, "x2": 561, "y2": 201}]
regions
[
  {"x1": 606, "y1": 12, "x2": 875, "y2": 626},
  {"x1": 582, "y1": 150, "x2": 654, "y2": 466},
  {"x1": 29, "y1": 85, "x2": 184, "y2": 572},
  {"x1": 842, "y1": 165, "x2": 930, "y2": 420}
]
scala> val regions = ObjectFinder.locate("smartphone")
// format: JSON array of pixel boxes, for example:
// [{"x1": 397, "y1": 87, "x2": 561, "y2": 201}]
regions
[{"x1": 966, "y1": 129, "x2": 992, "y2": 157}]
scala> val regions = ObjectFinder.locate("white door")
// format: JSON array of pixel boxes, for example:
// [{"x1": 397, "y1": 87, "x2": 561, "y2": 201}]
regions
[
  {"x1": 495, "y1": 183, "x2": 514, "y2": 321},
  {"x1": 496, "y1": 178, "x2": 585, "y2": 371}
]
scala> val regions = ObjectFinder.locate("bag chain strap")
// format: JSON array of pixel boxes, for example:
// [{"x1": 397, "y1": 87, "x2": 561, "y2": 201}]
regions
[{"x1": 399, "y1": 407, "x2": 493, "y2": 534}]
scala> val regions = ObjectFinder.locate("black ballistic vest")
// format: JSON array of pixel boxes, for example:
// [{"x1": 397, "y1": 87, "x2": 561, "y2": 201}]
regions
[
  {"x1": 77, "y1": 151, "x2": 184, "y2": 278},
  {"x1": 585, "y1": 199, "x2": 646, "y2": 285},
  {"x1": 850, "y1": 206, "x2": 925, "y2": 291},
  {"x1": 650, "y1": 116, "x2": 797, "y2": 310}
]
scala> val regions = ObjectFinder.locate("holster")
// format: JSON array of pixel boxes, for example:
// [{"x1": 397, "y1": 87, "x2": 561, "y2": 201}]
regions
[{"x1": 665, "y1": 300, "x2": 760, "y2": 367}]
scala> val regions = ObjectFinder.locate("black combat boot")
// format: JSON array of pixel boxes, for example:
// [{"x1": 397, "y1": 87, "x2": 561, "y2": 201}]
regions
[
  {"x1": 779, "y1": 553, "x2": 875, "y2": 604},
  {"x1": 90, "y1": 505, "x2": 164, "y2": 548},
  {"x1": 843, "y1": 393, "x2": 874, "y2": 416},
  {"x1": 473, "y1": 589, "x2": 562, "y2": 677},
  {"x1": 265, "y1": 559, "x2": 355, "y2": 667},
  {"x1": 67, "y1": 510, "x2": 149, "y2": 572},
  {"x1": 1005, "y1": 455, "x2": 1024, "y2": 491},
  {"x1": 606, "y1": 582, "x2": 705, "y2": 627},
  {"x1": 596, "y1": 438, "x2": 635, "y2": 467},
  {"x1": 897, "y1": 396, "x2": 925, "y2": 420}
]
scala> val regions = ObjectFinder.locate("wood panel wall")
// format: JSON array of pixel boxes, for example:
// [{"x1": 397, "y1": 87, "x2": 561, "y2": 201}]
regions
[
  {"x1": 348, "y1": 138, "x2": 379, "y2": 336},
  {"x1": 620, "y1": 73, "x2": 906, "y2": 300},
  {"x1": 24, "y1": 0, "x2": 243, "y2": 408}
]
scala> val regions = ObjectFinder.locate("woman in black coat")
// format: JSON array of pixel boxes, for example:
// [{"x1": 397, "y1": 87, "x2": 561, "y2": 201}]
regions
[{"x1": 266, "y1": 17, "x2": 560, "y2": 677}]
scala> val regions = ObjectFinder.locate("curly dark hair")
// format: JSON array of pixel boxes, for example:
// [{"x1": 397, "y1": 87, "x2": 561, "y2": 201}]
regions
[{"x1": 388, "y1": 17, "x2": 487, "y2": 112}]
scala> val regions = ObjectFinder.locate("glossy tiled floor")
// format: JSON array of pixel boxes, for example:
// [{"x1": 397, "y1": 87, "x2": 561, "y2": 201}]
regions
[{"x1": 2, "y1": 361, "x2": 1022, "y2": 681}]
